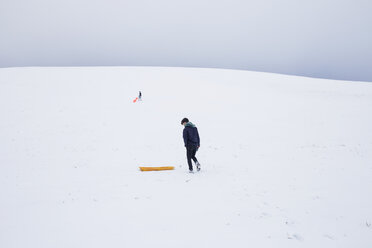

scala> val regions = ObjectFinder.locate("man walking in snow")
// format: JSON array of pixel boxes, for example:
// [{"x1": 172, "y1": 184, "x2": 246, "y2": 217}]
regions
[{"x1": 181, "y1": 118, "x2": 201, "y2": 173}]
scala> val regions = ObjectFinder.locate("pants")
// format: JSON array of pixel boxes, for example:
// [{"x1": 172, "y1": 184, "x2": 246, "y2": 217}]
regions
[{"x1": 186, "y1": 145, "x2": 198, "y2": 171}]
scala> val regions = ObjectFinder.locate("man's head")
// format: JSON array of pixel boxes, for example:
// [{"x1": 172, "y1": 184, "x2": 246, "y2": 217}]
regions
[{"x1": 181, "y1": 118, "x2": 189, "y2": 126}]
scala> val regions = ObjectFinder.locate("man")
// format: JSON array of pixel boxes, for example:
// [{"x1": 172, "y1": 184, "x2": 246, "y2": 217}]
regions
[{"x1": 181, "y1": 118, "x2": 201, "y2": 173}]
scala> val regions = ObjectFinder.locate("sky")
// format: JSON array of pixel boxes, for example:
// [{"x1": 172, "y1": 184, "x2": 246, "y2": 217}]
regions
[{"x1": 0, "y1": 0, "x2": 371, "y2": 81}]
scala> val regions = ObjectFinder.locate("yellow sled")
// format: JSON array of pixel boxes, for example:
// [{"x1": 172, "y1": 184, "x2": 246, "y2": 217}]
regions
[{"x1": 139, "y1": 166, "x2": 175, "y2": 171}]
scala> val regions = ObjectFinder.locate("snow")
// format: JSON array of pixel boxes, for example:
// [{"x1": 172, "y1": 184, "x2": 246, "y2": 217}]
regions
[{"x1": 0, "y1": 66, "x2": 371, "y2": 247}]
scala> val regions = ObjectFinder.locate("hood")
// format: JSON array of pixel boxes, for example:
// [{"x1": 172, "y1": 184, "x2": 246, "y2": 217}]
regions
[{"x1": 185, "y1": 122, "x2": 196, "y2": 128}]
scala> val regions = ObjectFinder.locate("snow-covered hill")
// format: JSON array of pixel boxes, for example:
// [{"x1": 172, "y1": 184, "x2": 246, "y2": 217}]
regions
[{"x1": 0, "y1": 67, "x2": 371, "y2": 247}]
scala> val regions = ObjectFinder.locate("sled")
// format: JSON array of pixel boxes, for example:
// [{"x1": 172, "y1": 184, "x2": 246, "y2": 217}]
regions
[{"x1": 139, "y1": 166, "x2": 175, "y2": 171}]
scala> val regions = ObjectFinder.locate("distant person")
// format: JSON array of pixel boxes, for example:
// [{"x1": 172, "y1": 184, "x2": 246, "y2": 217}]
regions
[
  {"x1": 181, "y1": 118, "x2": 201, "y2": 173},
  {"x1": 139, "y1": 91, "x2": 142, "y2": 101}
]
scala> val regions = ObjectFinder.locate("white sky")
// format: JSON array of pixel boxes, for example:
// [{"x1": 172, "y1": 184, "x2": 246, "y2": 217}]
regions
[{"x1": 0, "y1": 0, "x2": 371, "y2": 81}]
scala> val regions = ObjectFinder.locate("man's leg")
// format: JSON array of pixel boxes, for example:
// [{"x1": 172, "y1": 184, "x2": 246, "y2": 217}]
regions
[
  {"x1": 186, "y1": 147, "x2": 193, "y2": 171},
  {"x1": 191, "y1": 147, "x2": 198, "y2": 163},
  {"x1": 191, "y1": 146, "x2": 201, "y2": 171}
]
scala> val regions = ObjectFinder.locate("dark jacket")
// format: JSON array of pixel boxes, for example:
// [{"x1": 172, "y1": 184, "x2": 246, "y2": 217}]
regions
[{"x1": 183, "y1": 122, "x2": 200, "y2": 147}]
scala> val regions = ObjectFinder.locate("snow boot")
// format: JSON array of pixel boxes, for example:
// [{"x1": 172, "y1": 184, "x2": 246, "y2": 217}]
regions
[{"x1": 196, "y1": 162, "x2": 201, "y2": 171}]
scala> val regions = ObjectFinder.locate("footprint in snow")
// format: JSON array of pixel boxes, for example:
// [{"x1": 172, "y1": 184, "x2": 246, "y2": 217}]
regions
[
  {"x1": 287, "y1": 233, "x2": 304, "y2": 242},
  {"x1": 323, "y1": 234, "x2": 335, "y2": 240},
  {"x1": 259, "y1": 212, "x2": 270, "y2": 218},
  {"x1": 285, "y1": 220, "x2": 295, "y2": 226}
]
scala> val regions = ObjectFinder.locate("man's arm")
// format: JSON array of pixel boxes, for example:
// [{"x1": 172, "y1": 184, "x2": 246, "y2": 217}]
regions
[
  {"x1": 196, "y1": 128, "x2": 200, "y2": 147},
  {"x1": 183, "y1": 128, "x2": 188, "y2": 147}
]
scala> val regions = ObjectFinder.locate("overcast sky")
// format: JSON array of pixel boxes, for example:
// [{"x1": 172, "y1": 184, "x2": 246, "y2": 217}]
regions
[{"x1": 1, "y1": 0, "x2": 371, "y2": 81}]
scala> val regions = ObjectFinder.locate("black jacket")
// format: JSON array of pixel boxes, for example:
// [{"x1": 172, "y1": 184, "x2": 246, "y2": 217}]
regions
[{"x1": 183, "y1": 123, "x2": 200, "y2": 147}]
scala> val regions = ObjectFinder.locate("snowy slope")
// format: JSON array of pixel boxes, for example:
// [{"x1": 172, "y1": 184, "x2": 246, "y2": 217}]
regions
[{"x1": 0, "y1": 67, "x2": 372, "y2": 248}]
